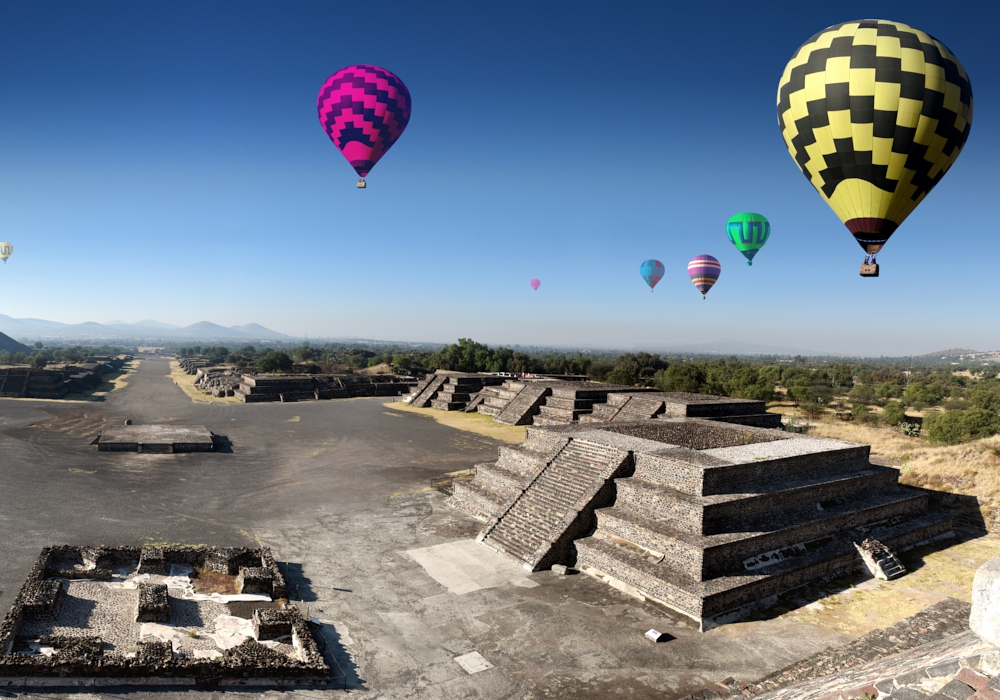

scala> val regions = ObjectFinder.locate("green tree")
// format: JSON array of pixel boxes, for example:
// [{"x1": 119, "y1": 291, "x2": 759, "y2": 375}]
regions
[
  {"x1": 605, "y1": 366, "x2": 637, "y2": 386},
  {"x1": 851, "y1": 404, "x2": 873, "y2": 423},
  {"x1": 29, "y1": 354, "x2": 47, "y2": 369},
  {"x1": 257, "y1": 351, "x2": 293, "y2": 373},
  {"x1": 659, "y1": 364, "x2": 706, "y2": 394},
  {"x1": 848, "y1": 384, "x2": 877, "y2": 406},
  {"x1": 924, "y1": 408, "x2": 1000, "y2": 445},
  {"x1": 881, "y1": 400, "x2": 906, "y2": 426},
  {"x1": 876, "y1": 382, "x2": 903, "y2": 399}
]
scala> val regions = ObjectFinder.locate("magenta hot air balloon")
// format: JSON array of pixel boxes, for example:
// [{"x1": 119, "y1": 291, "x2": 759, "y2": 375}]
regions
[
  {"x1": 317, "y1": 65, "x2": 412, "y2": 188},
  {"x1": 530, "y1": 279, "x2": 541, "y2": 290},
  {"x1": 687, "y1": 255, "x2": 721, "y2": 299}
]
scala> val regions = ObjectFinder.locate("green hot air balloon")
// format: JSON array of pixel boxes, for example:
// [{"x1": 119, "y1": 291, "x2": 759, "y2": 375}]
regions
[{"x1": 726, "y1": 212, "x2": 770, "y2": 266}]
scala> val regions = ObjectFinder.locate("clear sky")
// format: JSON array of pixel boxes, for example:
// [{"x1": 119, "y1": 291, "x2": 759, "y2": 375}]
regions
[{"x1": 0, "y1": 0, "x2": 996, "y2": 355}]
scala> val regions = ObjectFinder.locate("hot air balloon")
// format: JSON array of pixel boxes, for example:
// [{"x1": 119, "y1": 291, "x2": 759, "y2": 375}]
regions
[
  {"x1": 688, "y1": 255, "x2": 720, "y2": 299},
  {"x1": 0, "y1": 242, "x2": 10, "y2": 264},
  {"x1": 639, "y1": 259, "x2": 665, "y2": 292},
  {"x1": 726, "y1": 213, "x2": 770, "y2": 266},
  {"x1": 777, "y1": 20, "x2": 973, "y2": 277},
  {"x1": 317, "y1": 65, "x2": 412, "y2": 188},
  {"x1": 530, "y1": 279, "x2": 540, "y2": 290}
]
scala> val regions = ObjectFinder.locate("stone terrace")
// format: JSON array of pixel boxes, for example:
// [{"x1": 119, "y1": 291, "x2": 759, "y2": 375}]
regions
[{"x1": 449, "y1": 419, "x2": 955, "y2": 630}]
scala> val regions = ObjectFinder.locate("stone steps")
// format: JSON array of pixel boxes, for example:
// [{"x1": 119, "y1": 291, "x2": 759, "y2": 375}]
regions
[
  {"x1": 407, "y1": 374, "x2": 448, "y2": 407},
  {"x1": 463, "y1": 394, "x2": 485, "y2": 412},
  {"x1": 481, "y1": 440, "x2": 627, "y2": 569},
  {"x1": 448, "y1": 479, "x2": 507, "y2": 522},
  {"x1": 429, "y1": 399, "x2": 467, "y2": 411},
  {"x1": 495, "y1": 385, "x2": 551, "y2": 425}
]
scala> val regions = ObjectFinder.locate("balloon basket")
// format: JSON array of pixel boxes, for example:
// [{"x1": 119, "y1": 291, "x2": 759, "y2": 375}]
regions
[
  {"x1": 356, "y1": 179, "x2": 367, "y2": 189},
  {"x1": 860, "y1": 263, "x2": 879, "y2": 278}
]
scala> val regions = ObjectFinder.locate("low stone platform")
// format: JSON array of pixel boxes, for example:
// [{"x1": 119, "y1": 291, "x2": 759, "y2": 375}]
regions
[
  {"x1": 0, "y1": 545, "x2": 328, "y2": 685},
  {"x1": 95, "y1": 425, "x2": 215, "y2": 453},
  {"x1": 450, "y1": 418, "x2": 955, "y2": 630}
]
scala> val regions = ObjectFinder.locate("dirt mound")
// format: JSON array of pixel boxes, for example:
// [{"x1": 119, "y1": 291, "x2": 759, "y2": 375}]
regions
[{"x1": 357, "y1": 363, "x2": 394, "y2": 376}]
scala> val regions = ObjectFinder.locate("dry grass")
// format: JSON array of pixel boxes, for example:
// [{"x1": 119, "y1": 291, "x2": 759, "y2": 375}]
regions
[
  {"x1": 384, "y1": 401, "x2": 526, "y2": 443},
  {"x1": 191, "y1": 568, "x2": 239, "y2": 595},
  {"x1": 810, "y1": 420, "x2": 1000, "y2": 528},
  {"x1": 168, "y1": 361, "x2": 243, "y2": 405}
]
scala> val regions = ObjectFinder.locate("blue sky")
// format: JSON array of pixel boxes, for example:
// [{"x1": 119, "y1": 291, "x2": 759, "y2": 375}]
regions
[{"x1": 0, "y1": 0, "x2": 996, "y2": 355}]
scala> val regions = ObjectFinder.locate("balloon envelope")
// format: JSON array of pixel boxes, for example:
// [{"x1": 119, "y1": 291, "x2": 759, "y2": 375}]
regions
[
  {"x1": 317, "y1": 65, "x2": 412, "y2": 178},
  {"x1": 639, "y1": 259, "x2": 665, "y2": 290},
  {"x1": 0, "y1": 242, "x2": 11, "y2": 263},
  {"x1": 687, "y1": 255, "x2": 721, "y2": 297},
  {"x1": 530, "y1": 279, "x2": 540, "y2": 290},
  {"x1": 726, "y1": 213, "x2": 769, "y2": 265},
  {"x1": 777, "y1": 20, "x2": 973, "y2": 255}
]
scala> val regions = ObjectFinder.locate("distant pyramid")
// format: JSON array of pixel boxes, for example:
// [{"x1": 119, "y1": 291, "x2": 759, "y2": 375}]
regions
[{"x1": 0, "y1": 331, "x2": 30, "y2": 354}]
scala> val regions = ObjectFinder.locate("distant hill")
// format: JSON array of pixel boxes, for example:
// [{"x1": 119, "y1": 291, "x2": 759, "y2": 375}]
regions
[
  {"x1": 0, "y1": 331, "x2": 30, "y2": 354},
  {"x1": 918, "y1": 348, "x2": 981, "y2": 358},
  {"x1": 0, "y1": 314, "x2": 293, "y2": 341},
  {"x1": 916, "y1": 348, "x2": 1000, "y2": 364}
]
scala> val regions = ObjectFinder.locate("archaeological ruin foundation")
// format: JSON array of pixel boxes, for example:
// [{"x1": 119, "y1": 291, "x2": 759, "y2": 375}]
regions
[
  {"x1": 94, "y1": 425, "x2": 217, "y2": 453},
  {"x1": 0, "y1": 545, "x2": 329, "y2": 685}
]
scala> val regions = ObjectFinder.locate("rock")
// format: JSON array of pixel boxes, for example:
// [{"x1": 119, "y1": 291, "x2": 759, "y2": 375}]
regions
[
  {"x1": 971, "y1": 557, "x2": 1000, "y2": 646},
  {"x1": 551, "y1": 564, "x2": 567, "y2": 576}
]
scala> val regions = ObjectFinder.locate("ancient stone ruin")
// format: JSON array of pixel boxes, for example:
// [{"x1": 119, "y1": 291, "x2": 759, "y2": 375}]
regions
[
  {"x1": 449, "y1": 419, "x2": 954, "y2": 630},
  {"x1": 0, "y1": 545, "x2": 329, "y2": 685},
  {"x1": 94, "y1": 425, "x2": 217, "y2": 453},
  {"x1": 0, "y1": 357, "x2": 129, "y2": 400},
  {"x1": 405, "y1": 371, "x2": 781, "y2": 429},
  {"x1": 234, "y1": 374, "x2": 415, "y2": 403}
]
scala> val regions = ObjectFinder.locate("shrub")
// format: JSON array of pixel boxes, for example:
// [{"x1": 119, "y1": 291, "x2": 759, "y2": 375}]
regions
[
  {"x1": 851, "y1": 404, "x2": 875, "y2": 423},
  {"x1": 881, "y1": 401, "x2": 906, "y2": 426},
  {"x1": 898, "y1": 422, "x2": 922, "y2": 437},
  {"x1": 925, "y1": 408, "x2": 1000, "y2": 445}
]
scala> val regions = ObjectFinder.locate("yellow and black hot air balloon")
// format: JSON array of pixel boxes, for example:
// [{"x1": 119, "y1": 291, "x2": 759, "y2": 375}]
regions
[{"x1": 777, "y1": 20, "x2": 973, "y2": 277}]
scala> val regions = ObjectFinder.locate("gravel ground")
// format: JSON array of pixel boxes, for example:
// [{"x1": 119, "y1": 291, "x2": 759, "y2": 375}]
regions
[
  {"x1": 603, "y1": 420, "x2": 787, "y2": 450},
  {"x1": 703, "y1": 436, "x2": 860, "y2": 462}
]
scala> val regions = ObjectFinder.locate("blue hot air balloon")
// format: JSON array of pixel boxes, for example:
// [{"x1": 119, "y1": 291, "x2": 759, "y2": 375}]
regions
[{"x1": 640, "y1": 259, "x2": 665, "y2": 292}]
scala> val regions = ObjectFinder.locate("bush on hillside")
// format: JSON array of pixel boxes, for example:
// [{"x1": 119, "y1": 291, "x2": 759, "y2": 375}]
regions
[
  {"x1": 924, "y1": 408, "x2": 1000, "y2": 445},
  {"x1": 881, "y1": 401, "x2": 906, "y2": 426}
]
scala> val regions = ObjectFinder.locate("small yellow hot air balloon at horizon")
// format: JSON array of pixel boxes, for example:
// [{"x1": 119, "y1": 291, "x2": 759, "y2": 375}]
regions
[
  {"x1": 777, "y1": 20, "x2": 973, "y2": 277},
  {"x1": 0, "y1": 242, "x2": 11, "y2": 264}
]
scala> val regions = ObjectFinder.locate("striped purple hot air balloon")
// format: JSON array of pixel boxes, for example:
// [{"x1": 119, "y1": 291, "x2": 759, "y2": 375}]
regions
[
  {"x1": 687, "y1": 255, "x2": 721, "y2": 299},
  {"x1": 317, "y1": 65, "x2": 412, "y2": 186}
]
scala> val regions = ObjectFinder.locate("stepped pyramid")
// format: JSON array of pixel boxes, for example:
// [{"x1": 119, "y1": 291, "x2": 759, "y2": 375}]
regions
[{"x1": 449, "y1": 418, "x2": 954, "y2": 630}]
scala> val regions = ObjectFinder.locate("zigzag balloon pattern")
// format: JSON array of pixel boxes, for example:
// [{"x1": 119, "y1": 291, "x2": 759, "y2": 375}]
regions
[{"x1": 317, "y1": 65, "x2": 412, "y2": 178}]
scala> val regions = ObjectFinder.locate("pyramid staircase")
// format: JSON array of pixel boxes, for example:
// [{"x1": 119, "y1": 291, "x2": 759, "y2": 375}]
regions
[{"x1": 476, "y1": 437, "x2": 631, "y2": 571}]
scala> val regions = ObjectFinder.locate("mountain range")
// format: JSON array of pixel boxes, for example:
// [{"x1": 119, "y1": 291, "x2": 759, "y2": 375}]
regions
[{"x1": 0, "y1": 315, "x2": 293, "y2": 342}]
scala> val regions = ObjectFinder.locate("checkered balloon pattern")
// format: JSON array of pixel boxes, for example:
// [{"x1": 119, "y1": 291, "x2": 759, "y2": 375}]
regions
[
  {"x1": 687, "y1": 255, "x2": 721, "y2": 297},
  {"x1": 777, "y1": 20, "x2": 972, "y2": 255},
  {"x1": 317, "y1": 65, "x2": 412, "y2": 178}
]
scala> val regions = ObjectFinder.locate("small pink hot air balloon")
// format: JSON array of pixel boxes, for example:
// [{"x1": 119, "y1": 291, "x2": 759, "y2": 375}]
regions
[
  {"x1": 530, "y1": 279, "x2": 541, "y2": 290},
  {"x1": 687, "y1": 255, "x2": 721, "y2": 299}
]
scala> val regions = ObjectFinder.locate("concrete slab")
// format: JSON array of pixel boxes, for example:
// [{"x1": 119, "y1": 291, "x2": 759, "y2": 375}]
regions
[
  {"x1": 404, "y1": 539, "x2": 538, "y2": 595},
  {"x1": 454, "y1": 651, "x2": 494, "y2": 674}
]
